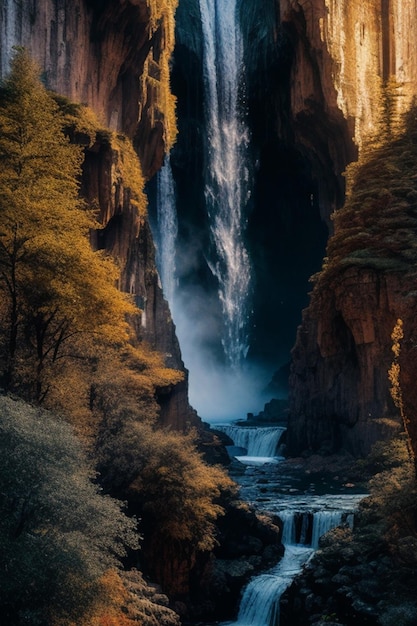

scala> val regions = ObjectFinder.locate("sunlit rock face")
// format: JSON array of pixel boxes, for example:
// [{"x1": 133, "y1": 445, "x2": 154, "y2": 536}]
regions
[
  {"x1": 0, "y1": 0, "x2": 176, "y2": 178},
  {"x1": 285, "y1": 0, "x2": 417, "y2": 456},
  {"x1": 280, "y1": 0, "x2": 417, "y2": 148},
  {"x1": 0, "y1": 0, "x2": 196, "y2": 430}
]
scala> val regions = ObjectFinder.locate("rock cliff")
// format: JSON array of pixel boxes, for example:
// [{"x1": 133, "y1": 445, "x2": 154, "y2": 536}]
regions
[
  {"x1": 282, "y1": 0, "x2": 417, "y2": 456},
  {"x1": 0, "y1": 0, "x2": 199, "y2": 430},
  {"x1": 0, "y1": 0, "x2": 177, "y2": 177}
]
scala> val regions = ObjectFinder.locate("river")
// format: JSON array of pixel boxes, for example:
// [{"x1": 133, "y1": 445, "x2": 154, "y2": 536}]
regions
[{"x1": 213, "y1": 424, "x2": 365, "y2": 626}]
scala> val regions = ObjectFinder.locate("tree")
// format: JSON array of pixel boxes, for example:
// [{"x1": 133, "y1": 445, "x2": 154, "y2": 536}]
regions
[
  {"x1": 0, "y1": 48, "x2": 136, "y2": 399},
  {"x1": 97, "y1": 415, "x2": 236, "y2": 595},
  {"x1": 0, "y1": 395, "x2": 139, "y2": 625}
]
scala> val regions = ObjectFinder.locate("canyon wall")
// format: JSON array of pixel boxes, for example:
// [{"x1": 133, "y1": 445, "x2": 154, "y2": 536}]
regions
[
  {"x1": 0, "y1": 0, "x2": 198, "y2": 429},
  {"x1": 0, "y1": 0, "x2": 177, "y2": 177},
  {"x1": 280, "y1": 0, "x2": 417, "y2": 150},
  {"x1": 2, "y1": 0, "x2": 417, "y2": 452},
  {"x1": 283, "y1": 0, "x2": 417, "y2": 456}
]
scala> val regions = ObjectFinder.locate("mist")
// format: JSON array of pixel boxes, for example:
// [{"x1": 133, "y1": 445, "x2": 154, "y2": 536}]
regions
[{"x1": 171, "y1": 286, "x2": 276, "y2": 424}]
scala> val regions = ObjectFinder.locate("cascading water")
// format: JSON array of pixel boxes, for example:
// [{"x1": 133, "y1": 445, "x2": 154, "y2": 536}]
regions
[
  {"x1": 155, "y1": 155, "x2": 178, "y2": 306},
  {"x1": 222, "y1": 497, "x2": 362, "y2": 626},
  {"x1": 214, "y1": 426, "x2": 364, "y2": 626},
  {"x1": 215, "y1": 425, "x2": 286, "y2": 459},
  {"x1": 199, "y1": 0, "x2": 252, "y2": 368},
  {"x1": 231, "y1": 545, "x2": 314, "y2": 626},
  {"x1": 0, "y1": 0, "x2": 16, "y2": 76}
]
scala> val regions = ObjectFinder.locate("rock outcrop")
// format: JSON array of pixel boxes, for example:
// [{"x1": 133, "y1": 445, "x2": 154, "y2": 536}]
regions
[
  {"x1": 82, "y1": 133, "x2": 199, "y2": 429},
  {"x1": 281, "y1": 0, "x2": 417, "y2": 457},
  {"x1": 0, "y1": 0, "x2": 177, "y2": 177},
  {"x1": 288, "y1": 268, "x2": 406, "y2": 456}
]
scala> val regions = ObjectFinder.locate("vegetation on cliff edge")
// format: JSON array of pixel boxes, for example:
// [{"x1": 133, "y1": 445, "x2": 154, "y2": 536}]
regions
[
  {"x1": 313, "y1": 104, "x2": 417, "y2": 284},
  {"x1": 0, "y1": 48, "x2": 235, "y2": 625}
]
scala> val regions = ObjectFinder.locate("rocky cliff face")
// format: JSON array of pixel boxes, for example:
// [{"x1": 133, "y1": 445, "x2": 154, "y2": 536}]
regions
[
  {"x1": 283, "y1": 0, "x2": 417, "y2": 456},
  {"x1": 280, "y1": 0, "x2": 417, "y2": 152},
  {"x1": 280, "y1": 0, "x2": 417, "y2": 455},
  {"x1": 0, "y1": 0, "x2": 199, "y2": 430},
  {"x1": 0, "y1": 0, "x2": 177, "y2": 177},
  {"x1": 288, "y1": 268, "x2": 406, "y2": 456}
]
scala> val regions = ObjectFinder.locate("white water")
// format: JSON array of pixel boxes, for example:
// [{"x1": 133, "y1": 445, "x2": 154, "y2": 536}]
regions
[
  {"x1": 215, "y1": 425, "x2": 286, "y2": 459},
  {"x1": 155, "y1": 155, "x2": 178, "y2": 306},
  {"x1": 228, "y1": 545, "x2": 314, "y2": 626},
  {"x1": 218, "y1": 426, "x2": 364, "y2": 626},
  {"x1": 199, "y1": 0, "x2": 252, "y2": 368},
  {"x1": 223, "y1": 499, "x2": 360, "y2": 626},
  {"x1": 1, "y1": 0, "x2": 18, "y2": 76}
]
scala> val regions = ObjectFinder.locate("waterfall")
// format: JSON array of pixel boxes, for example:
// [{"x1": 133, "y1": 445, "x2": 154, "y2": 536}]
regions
[
  {"x1": 1, "y1": 0, "x2": 18, "y2": 76},
  {"x1": 311, "y1": 510, "x2": 345, "y2": 549},
  {"x1": 215, "y1": 425, "x2": 286, "y2": 458},
  {"x1": 155, "y1": 156, "x2": 178, "y2": 307},
  {"x1": 222, "y1": 500, "x2": 361, "y2": 626},
  {"x1": 199, "y1": 0, "x2": 252, "y2": 368},
  {"x1": 234, "y1": 545, "x2": 313, "y2": 626}
]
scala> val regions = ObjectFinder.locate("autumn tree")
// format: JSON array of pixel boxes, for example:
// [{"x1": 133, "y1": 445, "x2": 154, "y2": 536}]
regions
[
  {"x1": 0, "y1": 48, "x2": 136, "y2": 400},
  {"x1": 96, "y1": 413, "x2": 236, "y2": 596}
]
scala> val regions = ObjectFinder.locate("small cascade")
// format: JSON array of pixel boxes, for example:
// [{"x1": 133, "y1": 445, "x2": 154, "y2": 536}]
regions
[
  {"x1": 311, "y1": 510, "x2": 345, "y2": 549},
  {"x1": 155, "y1": 155, "x2": 178, "y2": 307},
  {"x1": 222, "y1": 499, "x2": 361, "y2": 626},
  {"x1": 224, "y1": 545, "x2": 314, "y2": 626},
  {"x1": 215, "y1": 425, "x2": 286, "y2": 458},
  {"x1": 279, "y1": 509, "x2": 348, "y2": 549}
]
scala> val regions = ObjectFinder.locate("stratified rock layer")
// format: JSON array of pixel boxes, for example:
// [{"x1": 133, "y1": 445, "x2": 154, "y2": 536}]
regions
[{"x1": 0, "y1": 0, "x2": 177, "y2": 177}]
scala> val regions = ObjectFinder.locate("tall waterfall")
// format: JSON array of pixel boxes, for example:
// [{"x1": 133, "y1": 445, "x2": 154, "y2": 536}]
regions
[
  {"x1": 199, "y1": 0, "x2": 252, "y2": 368},
  {"x1": 156, "y1": 156, "x2": 178, "y2": 306}
]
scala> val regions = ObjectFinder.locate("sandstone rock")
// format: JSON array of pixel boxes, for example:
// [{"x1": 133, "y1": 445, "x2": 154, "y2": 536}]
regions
[{"x1": 0, "y1": 0, "x2": 176, "y2": 177}]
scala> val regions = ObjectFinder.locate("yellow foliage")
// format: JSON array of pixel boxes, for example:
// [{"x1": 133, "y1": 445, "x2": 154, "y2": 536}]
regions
[
  {"x1": 388, "y1": 319, "x2": 405, "y2": 413},
  {"x1": 388, "y1": 318, "x2": 414, "y2": 466},
  {"x1": 391, "y1": 318, "x2": 404, "y2": 358},
  {"x1": 111, "y1": 134, "x2": 147, "y2": 217},
  {"x1": 129, "y1": 428, "x2": 236, "y2": 551},
  {"x1": 143, "y1": 0, "x2": 178, "y2": 151}
]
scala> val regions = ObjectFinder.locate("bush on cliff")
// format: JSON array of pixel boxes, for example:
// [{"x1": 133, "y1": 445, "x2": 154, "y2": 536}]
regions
[
  {"x1": 97, "y1": 409, "x2": 237, "y2": 596},
  {"x1": 314, "y1": 103, "x2": 417, "y2": 285}
]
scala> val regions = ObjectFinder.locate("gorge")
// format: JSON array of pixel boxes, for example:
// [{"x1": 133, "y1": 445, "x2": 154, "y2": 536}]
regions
[{"x1": 2, "y1": 0, "x2": 417, "y2": 624}]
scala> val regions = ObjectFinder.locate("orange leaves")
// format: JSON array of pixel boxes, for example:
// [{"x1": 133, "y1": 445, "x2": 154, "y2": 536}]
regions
[{"x1": 85, "y1": 570, "x2": 137, "y2": 626}]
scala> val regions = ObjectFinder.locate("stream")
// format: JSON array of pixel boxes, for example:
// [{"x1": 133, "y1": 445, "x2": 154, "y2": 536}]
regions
[{"x1": 213, "y1": 424, "x2": 365, "y2": 626}]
